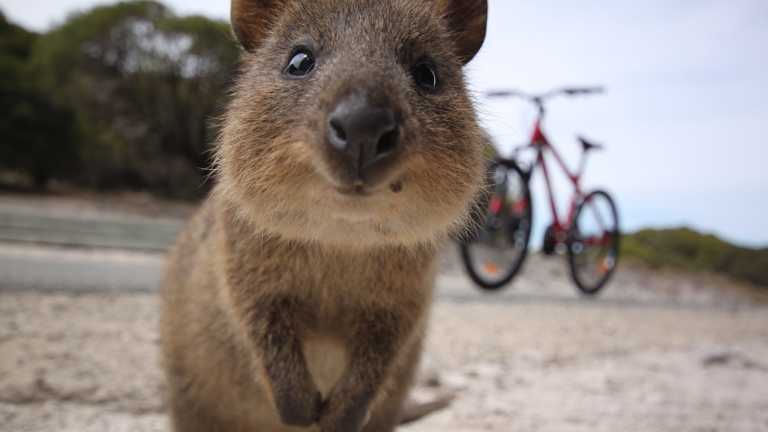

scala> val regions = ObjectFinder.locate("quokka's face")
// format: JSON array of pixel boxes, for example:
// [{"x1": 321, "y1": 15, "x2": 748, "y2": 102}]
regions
[{"x1": 218, "y1": 0, "x2": 488, "y2": 247}]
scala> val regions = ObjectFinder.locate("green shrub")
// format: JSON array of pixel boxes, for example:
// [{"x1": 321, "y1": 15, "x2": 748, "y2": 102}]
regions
[
  {"x1": 0, "y1": 12, "x2": 79, "y2": 188},
  {"x1": 622, "y1": 227, "x2": 768, "y2": 288}
]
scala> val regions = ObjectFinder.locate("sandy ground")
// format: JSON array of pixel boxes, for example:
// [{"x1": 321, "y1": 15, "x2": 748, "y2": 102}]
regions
[
  {"x1": 2, "y1": 251, "x2": 768, "y2": 432},
  {"x1": 1, "y1": 192, "x2": 767, "y2": 432}
]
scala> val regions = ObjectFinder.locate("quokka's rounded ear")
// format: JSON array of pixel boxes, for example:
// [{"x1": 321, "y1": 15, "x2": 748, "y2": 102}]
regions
[
  {"x1": 231, "y1": 0, "x2": 284, "y2": 51},
  {"x1": 436, "y1": 0, "x2": 488, "y2": 64}
]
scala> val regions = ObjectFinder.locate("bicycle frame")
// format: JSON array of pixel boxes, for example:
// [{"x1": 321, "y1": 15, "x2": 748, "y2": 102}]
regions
[
  {"x1": 489, "y1": 86, "x2": 611, "y2": 243},
  {"x1": 522, "y1": 118, "x2": 586, "y2": 237}
]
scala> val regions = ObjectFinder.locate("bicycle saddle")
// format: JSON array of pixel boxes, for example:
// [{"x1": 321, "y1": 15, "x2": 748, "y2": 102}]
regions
[{"x1": 578, "y1": 136, "x2": 604, "y2": 152}]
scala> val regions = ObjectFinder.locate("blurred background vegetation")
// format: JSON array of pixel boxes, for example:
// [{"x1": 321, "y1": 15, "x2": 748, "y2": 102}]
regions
[
  {"x1": 622, "y1": 228, "x2": 768, "y2": 288},
  {"x1": 0, "y1": 1, "x2": 238, "y2": 198}
]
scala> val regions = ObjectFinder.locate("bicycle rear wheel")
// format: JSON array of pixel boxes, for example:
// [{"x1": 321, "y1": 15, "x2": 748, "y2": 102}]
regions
[
  {"x1": 460, "y1": 162, "x2": 533, "y2": 291},
  {"x1": 567, "y1": 190, "x2": 620, "y2": 295}
]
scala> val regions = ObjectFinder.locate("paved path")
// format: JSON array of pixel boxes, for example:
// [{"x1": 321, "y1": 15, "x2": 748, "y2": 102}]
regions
[
  {"x1": 1, "y1": 194, "x2": 764, "y2": 309},
  {"x1": 0, "y1": 199, "x2": 180, "y2": 252},
  {"x1": 0, "y1": 196, "x2": 174, "y2": 292},
  {"x1": 2, "y1": 242, "x2": 765, "y2": 313},
  {"x1": 0, "y1": 245, "x2": 163, "y2": 292}
]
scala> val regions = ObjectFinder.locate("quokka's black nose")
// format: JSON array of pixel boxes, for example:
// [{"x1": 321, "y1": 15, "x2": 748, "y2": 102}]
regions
[{"x1": 326, "y1": 93, "x2": 401, "y2": 184}]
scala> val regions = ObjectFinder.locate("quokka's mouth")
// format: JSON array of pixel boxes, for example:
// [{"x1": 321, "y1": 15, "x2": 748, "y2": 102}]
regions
[
  {"x1": 334, "y1": 184, "x2": 371, "y2": 197},
  {"x1": 333, "y1": 178, "x2": 404, "y2": 197}
]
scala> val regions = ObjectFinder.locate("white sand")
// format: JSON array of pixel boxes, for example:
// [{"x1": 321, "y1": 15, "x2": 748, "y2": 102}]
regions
[{"x1": 2, "y1": 271, "x2": 767, "y2": 431}]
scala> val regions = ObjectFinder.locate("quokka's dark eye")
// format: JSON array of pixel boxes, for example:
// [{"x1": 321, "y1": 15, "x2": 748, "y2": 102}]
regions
[
  {"x1": 285, "y1": 48, "x2": 315, "y2": 78},
  {"x1": 412, "y1": 62, "x2": 439, "y2": 92}
]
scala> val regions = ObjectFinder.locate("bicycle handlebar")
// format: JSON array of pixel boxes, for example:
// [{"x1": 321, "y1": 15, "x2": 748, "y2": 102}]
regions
[
  {"x1": 484, "y1": 86, "x2": 604, "y2": 115},
  {"x1": 485, "y1": 86, "x2": 604, "y2": 102}
]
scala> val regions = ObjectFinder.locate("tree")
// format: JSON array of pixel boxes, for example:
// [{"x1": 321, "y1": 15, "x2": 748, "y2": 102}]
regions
[
  {"x1": 31, "y1": 1, "x2": 239, "y2": 198},
  {"x1": 0, "y1": 12, "x2": 79, "y2": 188}
]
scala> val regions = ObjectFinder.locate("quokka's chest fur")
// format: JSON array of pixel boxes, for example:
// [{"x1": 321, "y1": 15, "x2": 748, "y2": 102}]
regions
[{"x1": 217, "y1": 204, "x2": 437, "y2": 302}]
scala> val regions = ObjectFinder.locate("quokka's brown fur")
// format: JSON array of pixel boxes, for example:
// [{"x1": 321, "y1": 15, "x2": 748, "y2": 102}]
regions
[{"x1": 160, "y1": 1, "x2": 488, "y2": 431}]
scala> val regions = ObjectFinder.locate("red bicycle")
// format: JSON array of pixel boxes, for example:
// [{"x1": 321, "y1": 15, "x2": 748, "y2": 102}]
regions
[{"x1": 460, "y1": 87, "x2": 620, "y2": 295}]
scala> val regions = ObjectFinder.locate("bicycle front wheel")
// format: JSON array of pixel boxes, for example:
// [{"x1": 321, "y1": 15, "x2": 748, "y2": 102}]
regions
[
  {"x1": 567, "y1": 190, "x2": 620, "y2": 295},
  {"x1": 460, "y1": 162, "x2": 533, "y2": 291}
]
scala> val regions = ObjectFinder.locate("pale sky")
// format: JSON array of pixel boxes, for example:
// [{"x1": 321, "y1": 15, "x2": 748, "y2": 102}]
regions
[{"x1": 3, "y1": 0, "x2": 767, "y2": 246}]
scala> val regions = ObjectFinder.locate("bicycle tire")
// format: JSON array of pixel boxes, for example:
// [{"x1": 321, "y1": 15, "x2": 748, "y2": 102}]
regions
[
  {"x1": 459, "y1": 162, "x2": 533, "y2": 291},
  {"x1": 567, "y1": 189, "x2": 620, "y2": 296}
]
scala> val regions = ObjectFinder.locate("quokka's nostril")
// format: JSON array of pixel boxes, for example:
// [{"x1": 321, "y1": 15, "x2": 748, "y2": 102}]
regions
[
  {"x1": 330, "y1": 119, "x2": 347, "y2": 143},
  {"x1": 376, "y1": 128, "x2": 399, "y2": 158}
]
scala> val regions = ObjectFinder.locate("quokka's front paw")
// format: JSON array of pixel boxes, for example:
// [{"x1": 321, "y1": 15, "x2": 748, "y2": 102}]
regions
[
  {"x1": 274, "y1": 388, "x2": 323, "y2": 427},
  {"x1": 318, "y1": 395, "x2": 371, "y2": 432}
]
